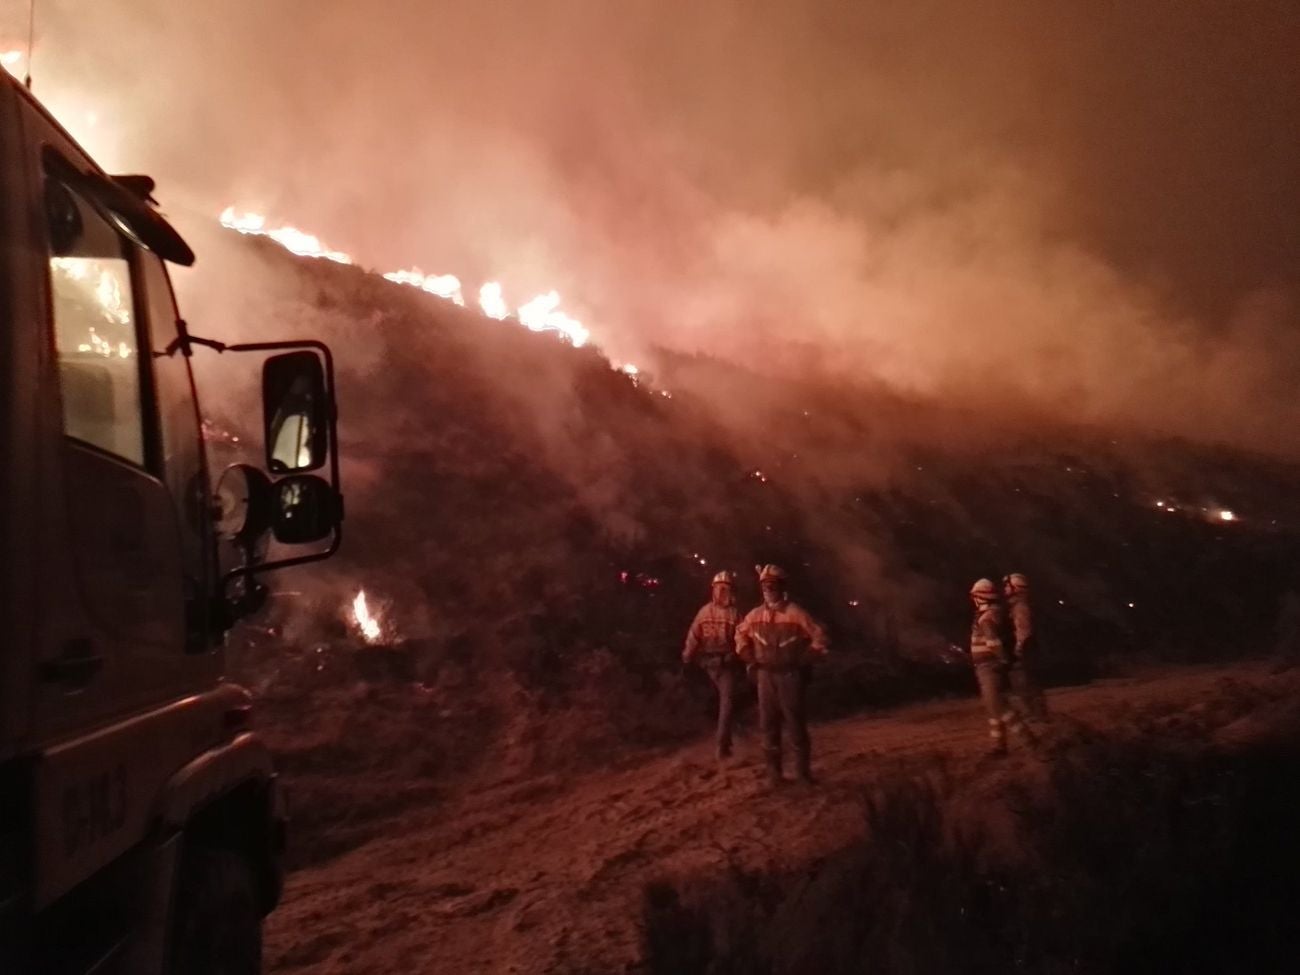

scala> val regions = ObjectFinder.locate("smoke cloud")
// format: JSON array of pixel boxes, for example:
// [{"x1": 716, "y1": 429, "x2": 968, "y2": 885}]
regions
[{"x1": 8, "y1": 0, "x2": 1300, "y2": 454}]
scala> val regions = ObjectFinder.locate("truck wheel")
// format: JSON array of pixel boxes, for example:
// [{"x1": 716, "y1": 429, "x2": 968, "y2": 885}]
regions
[{"x1": 171, "y1": 848, "x2": 262, "y2": 975}]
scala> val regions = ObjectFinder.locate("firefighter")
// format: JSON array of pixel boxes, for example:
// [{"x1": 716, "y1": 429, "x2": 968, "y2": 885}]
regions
[
  {"x1": 735, "y1": 564, "x2": 829, "y2": 785},
  {"x1": 969, "y1": 578, "x2": 1034, "y2": 755},
  {"x1": 682, "y1": 570, "x2": 744, "y2": 759},
  {"x1": 1002, "y1": 572, "x2": 1048, "y2": 721}
]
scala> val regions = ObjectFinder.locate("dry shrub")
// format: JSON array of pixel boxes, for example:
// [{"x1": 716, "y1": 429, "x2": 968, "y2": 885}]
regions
[
  {"x1": 496, "y1": 647, "x2": 703, "y2": 772},
  {"x1": 645, "y1": 724, "x2": 1300, "y2": 973}
]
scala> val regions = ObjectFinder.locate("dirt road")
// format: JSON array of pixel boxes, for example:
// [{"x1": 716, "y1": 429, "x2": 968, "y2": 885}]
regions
[{"x1": 266, "y1": 663, "x2": 1286, "y2": 974}]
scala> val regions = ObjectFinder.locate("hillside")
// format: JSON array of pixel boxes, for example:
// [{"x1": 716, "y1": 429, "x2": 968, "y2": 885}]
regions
[{"x1": 178, "y1": 223, "x2": 1300, "y2": 866}]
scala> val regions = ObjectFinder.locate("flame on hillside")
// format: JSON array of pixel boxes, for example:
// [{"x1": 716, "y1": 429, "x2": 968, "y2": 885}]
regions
[
  {"x1": 219, "y1": 207, "x2": 593, "y2": 349},
  {"x1": 219, "y1": 208, "x2": 353, "y2": 264},
  {"x1": 382, "y1": 268, "x2": 465, "y2": 306},
  {"x1": 479, "y1": 281, "x2": 509, "y2": 320},
  {"x1": 516, "y1": 290, "x2": 590, "y2": 348},
  {"x1": 351, "y1": 589, "x2": 384, "y2": 644}
]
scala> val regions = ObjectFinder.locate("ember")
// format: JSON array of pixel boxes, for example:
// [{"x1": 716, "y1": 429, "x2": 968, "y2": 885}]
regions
[{"x1": 619, "y1": 571, "x2": 661, "y2": 589}]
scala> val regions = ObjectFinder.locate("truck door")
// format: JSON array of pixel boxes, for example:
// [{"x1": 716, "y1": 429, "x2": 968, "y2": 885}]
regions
[
  {"x1": 17, "y1": 97, "x2": 222, "y2": 907},
  {"x1": 34, "y1": 159, "x2": 196, "y2": 731}
]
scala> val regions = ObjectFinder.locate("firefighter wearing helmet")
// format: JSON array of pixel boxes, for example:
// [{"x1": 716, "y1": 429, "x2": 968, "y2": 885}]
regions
[
  {"x1": 735, "y1": 564, "x2": 829, "y2": 785},
  {"x1": 682, "y1": 570, "x2": 744, "y2": 759},
  {"x1": 969, "y1": 578, "x2": 1035, "y2": 755},
  {"x1": 1002, "y1": 572, "x2": 1047, "y2": 721}
]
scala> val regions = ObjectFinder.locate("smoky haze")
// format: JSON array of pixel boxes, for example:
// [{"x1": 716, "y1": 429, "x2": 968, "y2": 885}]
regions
[{"x1": 9, "y1": 0, "x2": 1300, "y2": 453}]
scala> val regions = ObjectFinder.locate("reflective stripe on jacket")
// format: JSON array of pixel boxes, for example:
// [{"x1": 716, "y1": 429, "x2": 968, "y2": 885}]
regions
[
  {"x1": 684, "y1": 603, "x2": 740, "y2": 661},
  {"x1": 736, "y1": 601, "x2": 828, "y2": 670},
  {"x1": 970, "y1": 604, "x2": 1006, "y2": 661}
]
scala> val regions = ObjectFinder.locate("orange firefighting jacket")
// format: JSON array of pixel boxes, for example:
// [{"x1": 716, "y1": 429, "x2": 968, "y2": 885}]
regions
[
  {"x1": 735, "y1": 601, "x2": 828, "y2": 670},
  {"x1": 970, "y1": 602, "x2": 1006, "y2": 662},
  {"x1": 1006, "y1": 596, "x2": 1033, "y2": 658},
  {"x1": 684, "y1": 602, "x2": 741, "y2": 665}
]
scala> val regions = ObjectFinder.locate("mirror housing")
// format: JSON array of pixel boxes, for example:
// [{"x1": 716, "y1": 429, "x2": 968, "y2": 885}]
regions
[
  {"x1": 263, "y1": 351, "x2": 329, "y2": 474},
  {"x1": 272, "y1": 475, "x2": 341, "y2": 544}
]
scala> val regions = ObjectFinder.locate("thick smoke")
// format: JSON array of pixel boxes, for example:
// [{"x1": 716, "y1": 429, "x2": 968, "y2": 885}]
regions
[{"x1": 9, "y1": 0, "x2": 1300, "y2": 454}]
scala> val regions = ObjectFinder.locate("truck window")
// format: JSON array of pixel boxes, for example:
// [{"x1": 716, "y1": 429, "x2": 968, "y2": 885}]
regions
[
  {"x1": 44, "y1": 177, "x2": 146, "y2": 465},
  {"x1": 139, "y1": 251, "x2": 214, "y2": 651},
  {"x1": 139, "y1": 250, "x2": 202, "y2": 487}
]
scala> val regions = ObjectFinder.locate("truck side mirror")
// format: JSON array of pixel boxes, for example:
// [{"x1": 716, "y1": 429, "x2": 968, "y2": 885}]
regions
[
  {"x1": 214, "y1": 339, "x2": 343, "y2": 612},
  {"x1": 262, "y1": 351, "x2": 330, "y2": 474},
  {"x1": 272, "y1": 475, "x2": 341, "y2": 544}
]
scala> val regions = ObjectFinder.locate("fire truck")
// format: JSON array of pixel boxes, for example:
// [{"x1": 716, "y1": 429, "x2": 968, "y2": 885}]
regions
[{"x1": 0, "y1": 67, "x2": 343, "y2": 972}]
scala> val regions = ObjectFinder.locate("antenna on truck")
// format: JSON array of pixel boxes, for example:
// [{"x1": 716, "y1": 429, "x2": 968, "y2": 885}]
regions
[{"x1": 23, "y1": 0, "x2": 35, "y2": 89}]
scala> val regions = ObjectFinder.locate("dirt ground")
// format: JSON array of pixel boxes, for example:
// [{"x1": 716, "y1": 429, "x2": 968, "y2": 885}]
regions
[{"x1": 264, "y1": 662, "x2": 1293, "y2": 974}]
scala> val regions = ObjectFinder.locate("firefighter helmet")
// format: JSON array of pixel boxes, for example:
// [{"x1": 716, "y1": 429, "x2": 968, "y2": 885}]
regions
[
  {"x1": 970, "y1": 578, "x2": 998, "y2": 600},
  {"x1": 1003, "y1": 572, "x2": 1029, "y2": 594},
  {"x1": 711, "y1": 570, "x2": 736, "y2": 586},
  {"x1": 755, "y1": 564, "x2": 788, "y2": 583}
]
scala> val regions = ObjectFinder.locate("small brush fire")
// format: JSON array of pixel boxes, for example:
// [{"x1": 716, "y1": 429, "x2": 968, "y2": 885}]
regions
[
  {"x1": 351, "y1": 589, "x2": 384, "y2": 644},
  {"x1": 342, "y1": 588, "x2": 424, "y2": 682}
]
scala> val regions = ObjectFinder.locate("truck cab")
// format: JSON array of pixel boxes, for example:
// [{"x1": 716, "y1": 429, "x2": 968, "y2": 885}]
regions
[{"x1": 0, "y1": 67, "x2": 341, "y2": 973}]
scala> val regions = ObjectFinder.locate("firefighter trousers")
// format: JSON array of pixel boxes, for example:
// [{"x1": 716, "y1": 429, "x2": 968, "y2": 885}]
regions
[
  {"x1": 757, "y1": 668, "x2": 811, "y2": 780},
  {"x1": 974, "y1": 658, "x2": 1031, "y2": 747},
  {"x1": 1007, "y1": 655, "x2": 1047, "y2": 721},
  {"x1": 706, "y1": 663, "x2": 738, "y2": 756}
]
